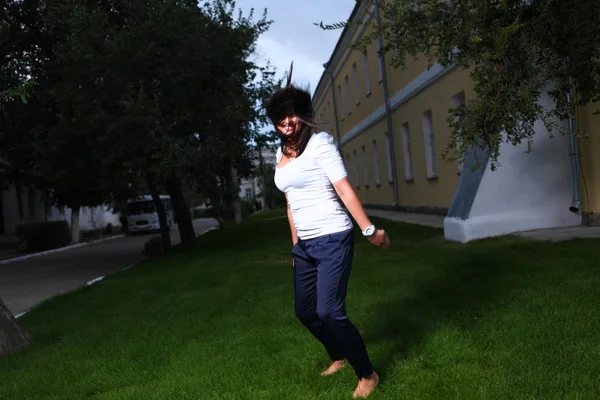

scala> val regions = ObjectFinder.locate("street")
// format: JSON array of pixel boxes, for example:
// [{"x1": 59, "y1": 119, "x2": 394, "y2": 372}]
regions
[{"x1": 0, "y1": 219, "x2": 218, "y2": 316}]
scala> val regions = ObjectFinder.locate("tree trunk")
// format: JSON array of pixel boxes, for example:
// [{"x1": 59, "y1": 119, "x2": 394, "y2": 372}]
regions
[
  {"x1": 70, "y1": 205, "x2": 80, "y2": 244},
  {"x1": 231, "y1": 166, "x2": 242, "y2": 224},
  {"x1": 165, "y1": 174, "x2": 195, "y2": 245},
  {"x1": 222, "y1": 166, "x2": 234, "y2": 219},
  {"x1": 0, "y1": 297, "x2": 30, "y2": 355},
  {"x1": 258, "y1": 146, "x2": 269, "y2": 211},
  {"x1": 147, "y1": 176, "x2": 171, "y2": 251},
  {"x1": 15, "y1": 176, "x2": 24, "y2": 220}
]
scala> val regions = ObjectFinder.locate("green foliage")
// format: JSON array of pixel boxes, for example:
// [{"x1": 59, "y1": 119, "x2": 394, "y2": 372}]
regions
[
  {"x1": 1, "y1": 0, "x2": 278, "y2": 235},
  {"x1": 240, "y1": 199, "x2": 255, "y2": 218},
  {"x1": 255, "y1": 162, "x2": 286, "y2": 210},
  {"x1": 0, "y1": 81, "x2": 36, "y2": 105},
  {"x1": 317, "y1": 0, "x2": 600, "y2": 169},
  {"x1": 15, "y1": 221, "x2": 71, "y2": 252}
]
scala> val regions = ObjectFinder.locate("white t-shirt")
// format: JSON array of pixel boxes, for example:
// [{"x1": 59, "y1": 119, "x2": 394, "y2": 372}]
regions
[{"x1": 274, "y1": 131, "x2": 353, "y2": 240}]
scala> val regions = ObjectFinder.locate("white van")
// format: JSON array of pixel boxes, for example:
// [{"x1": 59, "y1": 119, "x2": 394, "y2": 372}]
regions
[{"x1": 126, "y1": 195, "x2": 173, "y2": 235}]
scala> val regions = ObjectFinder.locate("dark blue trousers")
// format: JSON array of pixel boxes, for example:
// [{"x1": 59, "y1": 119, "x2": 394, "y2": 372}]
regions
[{"x1": 292, "y1": 228, "x2": 374, "y2": 379}]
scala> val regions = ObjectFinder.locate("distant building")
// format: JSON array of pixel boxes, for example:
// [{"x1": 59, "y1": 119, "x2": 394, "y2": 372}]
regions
[
  {"x1": 311, "y1": 0, "x2": 600, "y2": 242},
  {"x1": 238, "y1": 147, "x2": 277, "y2": 206},
  {"x1": 0, "y1": 186, "x2": 120, "y2": 235}
]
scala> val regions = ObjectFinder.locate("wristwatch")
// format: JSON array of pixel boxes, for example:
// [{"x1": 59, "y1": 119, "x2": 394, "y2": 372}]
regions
[{"x1": 362, "y1": 225, "x2": 376, "y2": 237}]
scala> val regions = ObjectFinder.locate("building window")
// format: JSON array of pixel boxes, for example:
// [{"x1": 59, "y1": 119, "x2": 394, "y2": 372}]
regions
[
  {"x1": 362, "y1": 50, "x2": 371, "y2": 95},
  {"x1": 353, "y1": 150, "x2": 360, "y2": 188},
  {"x1": 338, "y1": 85, "x2": 344, "y2": 120},
  {"x1": 422, "y1": 109, "x2": 438, "y2": 179},
  {"x1": 376, "y1": 35, "x2": 384, "y2": 83},
  {"x1": 344, "y1": 75, "x2": 351, "y2": 114},
  {"x1": 401, "y1": 122, "x2": 414, "y2": 181},
  {"x1": 352, "y1": 63, "x2": 360, "y2": 105},
  {"x1": 361, "y1": 145, "x2": 369, "y2": 186},
  {"x1": 451, "y1": 91, "x2": 466, "y2": 174},
  {"x1": 245, "y1": 188, "x2": 252, "y2": 201},
  {"x1": 384, "y1": 132, "x2": 394, "y2": 183},
  {"x1": 372, "y1": 140, "x2": 381, "y2": 185}
]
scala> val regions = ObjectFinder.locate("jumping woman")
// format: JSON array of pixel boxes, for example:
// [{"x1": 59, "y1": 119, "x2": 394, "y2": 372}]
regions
[{"x1": 266, "y1": 64, "x2": 390, "y2": 398}]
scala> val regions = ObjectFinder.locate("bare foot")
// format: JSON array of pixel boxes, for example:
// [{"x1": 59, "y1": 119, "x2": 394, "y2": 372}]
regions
[
  {"x1": 320, "y1": 360, "x2": 347, "y2": 376},
  {"x1": 352, "y1": 372, "x2": 380, "y2": 398}
]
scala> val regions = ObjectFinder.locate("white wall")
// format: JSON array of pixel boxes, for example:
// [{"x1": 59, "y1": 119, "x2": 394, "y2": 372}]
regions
[
  {"x1": 52, "y1": 205, "x2": 121, "y2": 231},
  {"x1": 444, "y1": 90, "x2": 582, "y2": 242}
]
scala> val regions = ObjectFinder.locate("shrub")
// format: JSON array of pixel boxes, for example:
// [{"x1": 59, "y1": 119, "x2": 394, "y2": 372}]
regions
[
  {"x1": 105, "y1": 223, "x2": 113, "y2": 234},
  {"x1": 15, "y1": 221, "x2": 71, "y2": 252},
  {"x1": 193, "y1": 207, "x2": 217, "y2": 219},
  {"x1": 143, "y1": 236, "x2": 163, "y2": 257},
  {"x1": 241, "y1": 200, "x2": 255, "y2": 218},
  {"x1": 80, "y1": 229, "x2": 102, "y2": 241},
  {"x1": 119, "y1": 215, "x2": 128, "y2": 233}
]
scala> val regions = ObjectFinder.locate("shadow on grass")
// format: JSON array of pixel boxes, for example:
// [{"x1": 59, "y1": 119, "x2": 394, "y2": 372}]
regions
[{"x1": 357, "y1": 221, "x2": 537, "y2": 380}]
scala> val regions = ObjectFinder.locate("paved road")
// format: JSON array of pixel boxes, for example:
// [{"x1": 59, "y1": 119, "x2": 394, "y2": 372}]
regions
[{"x1": 0, "y1": 219, "x2": 218, "y2": 316}]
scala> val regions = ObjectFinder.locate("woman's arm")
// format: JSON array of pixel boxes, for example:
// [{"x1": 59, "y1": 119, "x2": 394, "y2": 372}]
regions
[
  {"x1": 285, "y1": 194, "x2": 298, "y2": 246},
  {"x1": 332, "y1": 178, "x2": 372, "y2": 232},
  {"x1": 312, "y1": 133, "x2": 389, "y2": 248},
  {"x1": 333, "y1": 178, "x2": 390, "y2": 248}
]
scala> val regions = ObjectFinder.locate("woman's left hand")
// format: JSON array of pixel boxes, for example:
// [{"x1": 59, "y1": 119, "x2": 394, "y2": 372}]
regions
[{"x1": 368, "y1": 229, "x2": 390, "y2": 248}]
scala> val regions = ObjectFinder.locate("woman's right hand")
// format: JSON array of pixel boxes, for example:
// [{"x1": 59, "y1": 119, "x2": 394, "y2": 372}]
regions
[
  {"x1": 292, "y1": 241, "x2": 298, "y2": 267},
  {"x1": 368, "y1": 229, "x2": 390, "y2": 248}
]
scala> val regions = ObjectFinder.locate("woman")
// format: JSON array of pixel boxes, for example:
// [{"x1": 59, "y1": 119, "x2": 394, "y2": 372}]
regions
[{"x1": 266, "y1": 64, "x2": 390, "y2": 399}]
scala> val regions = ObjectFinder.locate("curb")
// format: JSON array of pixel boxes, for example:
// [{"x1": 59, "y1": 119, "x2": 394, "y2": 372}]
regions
[
  {"x1": 14, "y1": 263, "x2": 134, "y2": 319},
  {"x1": 201, "y1": 227, "x2": 218, "y2": 235},
  {"x1": 14, "y1": 225, "x2": 218, "y2": 319},
  {"x1": 0, "y1": 235, "x2": 125, "y2": 266}
]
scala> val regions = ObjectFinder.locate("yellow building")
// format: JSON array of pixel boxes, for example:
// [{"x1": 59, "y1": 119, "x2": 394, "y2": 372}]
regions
[{"x1": 312, "y1": 0, "x2": 600, "y2": 242}]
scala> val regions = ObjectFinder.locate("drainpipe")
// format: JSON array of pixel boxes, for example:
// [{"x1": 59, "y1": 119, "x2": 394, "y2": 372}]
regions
[
  {"x1": 323, "y1": 62, "x2": 342, "y2": 150},
  {"x1": 566, "y1": 75, "x2": 582, "y2": 214},
  {"x1": 374, "y1": 0, "x2": 400, "y2": 207}
]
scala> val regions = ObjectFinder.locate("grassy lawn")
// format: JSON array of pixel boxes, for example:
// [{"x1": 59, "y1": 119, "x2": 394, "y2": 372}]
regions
[{"x1": 2, "y1": 213, "x2": 600, "y2": 399}]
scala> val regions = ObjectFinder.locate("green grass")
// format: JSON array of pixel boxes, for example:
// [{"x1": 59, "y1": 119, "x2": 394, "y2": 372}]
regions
[{"x1": 2, "y1": 214, "x2": 600, "y2": 400}]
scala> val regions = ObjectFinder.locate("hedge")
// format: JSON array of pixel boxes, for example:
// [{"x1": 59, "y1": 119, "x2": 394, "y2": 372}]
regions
[{"x1": 15, "y1": 221, "x2": 71, "y2": 252}]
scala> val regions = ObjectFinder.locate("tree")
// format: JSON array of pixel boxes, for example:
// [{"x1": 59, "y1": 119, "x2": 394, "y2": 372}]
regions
[
  {"x1": 0, "y1": 85, "x2": 33, "y2": 355},
  {"x1": 255, "y1": 163, "x2": 286, "y2": 210},
  {"x1": 0, "y1": 298, "x2": 30, "y2": 355},
  {"x1": 318, "y1": 0, "x2": 600, "y2": 169},
  {"x1": 30, "y1": 0, "x2": 275, "y2": 247},
  {"x1": 2, "y1": 0, "x2": 277, "y2": 250},
  {"x1": 1, "y1": 1, "x2": 50, "y2": 215}
]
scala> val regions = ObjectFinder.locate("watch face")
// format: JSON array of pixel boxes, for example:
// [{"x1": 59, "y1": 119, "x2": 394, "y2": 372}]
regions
[{"x1": 364, "y1": 226, "x2": 375, "y2": 236}]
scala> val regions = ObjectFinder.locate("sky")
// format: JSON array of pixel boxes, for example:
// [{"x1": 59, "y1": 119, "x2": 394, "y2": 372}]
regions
[{"x1": 239, "y1": 0, "x2": 357, "y2": 95}]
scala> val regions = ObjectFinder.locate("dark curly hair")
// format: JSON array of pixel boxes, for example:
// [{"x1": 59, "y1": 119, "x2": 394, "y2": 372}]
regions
[{"x1": 265, "y1": 62, "x2": 320, "y2": 158}]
